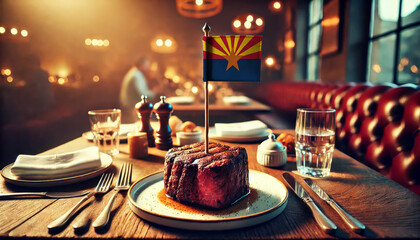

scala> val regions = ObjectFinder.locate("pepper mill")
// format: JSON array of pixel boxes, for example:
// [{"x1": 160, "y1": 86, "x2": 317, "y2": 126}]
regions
[
  {"x1": 153, "y1": 96, "x2": 173, "y2": 150},
  {"x1": 135, "y1": 95, "x2": 155, "y2": 147}
]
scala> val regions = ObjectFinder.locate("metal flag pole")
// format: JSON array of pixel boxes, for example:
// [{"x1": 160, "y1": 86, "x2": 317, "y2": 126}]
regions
[{"x1": 203, "y1": 23, "x2": 210, "y2": 154}]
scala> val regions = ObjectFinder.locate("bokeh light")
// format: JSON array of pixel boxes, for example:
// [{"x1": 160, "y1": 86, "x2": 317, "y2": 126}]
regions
[
  {"x1": 265, "y1": 57, "x2": 275, "y2": 67},
  {"x1": 244, "y1": 21, "x2": 251, "y2": 29},
  {"x1": 21, "y1": 29, "x2": 28, "y2": 37},
  {"x1": 10, "y1": 28, "x2": 18, "y2": 35},
  {"x1": 233, "y1": 20, "x2": 241, "y2": 28}
]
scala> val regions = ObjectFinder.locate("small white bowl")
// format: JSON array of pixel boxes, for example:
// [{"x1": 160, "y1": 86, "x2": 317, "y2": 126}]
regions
[
  {"x1": 257, "y1": 133, "x2": 287, "y2": 167},
  {"x1": 176, "y1": 131, "x2": 203, "y2": 146}
]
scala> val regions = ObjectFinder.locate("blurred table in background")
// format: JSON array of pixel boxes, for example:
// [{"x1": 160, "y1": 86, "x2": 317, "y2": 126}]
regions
[{"x1": 170, "y1": 97, "x2": 272, "y2": 126}]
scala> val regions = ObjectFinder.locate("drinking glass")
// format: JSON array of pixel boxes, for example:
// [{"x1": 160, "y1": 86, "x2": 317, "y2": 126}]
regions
[
  {"x1": 88, "y1": 109, "x2": 121, "y2": 156},
  {"x1": 295, "y1": 108, "x2": 336, "y2": 177}
]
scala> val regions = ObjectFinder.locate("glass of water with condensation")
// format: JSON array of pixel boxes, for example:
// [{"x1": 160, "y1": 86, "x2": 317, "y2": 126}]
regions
[{"x1": 295, "y1": 108, "x2": 336, "y2": 177}]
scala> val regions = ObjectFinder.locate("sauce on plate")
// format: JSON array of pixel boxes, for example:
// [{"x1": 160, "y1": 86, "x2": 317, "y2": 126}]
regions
[{"x1": 157, "y1": 187, "x2": 258, "y2": 215}]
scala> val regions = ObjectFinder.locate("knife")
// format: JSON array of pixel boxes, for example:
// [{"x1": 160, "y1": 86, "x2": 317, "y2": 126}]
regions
[
  {"x1": 282, "y1": 173, "x2": 337, "y2": 234},
  {"x1": 0, "y1": 191, "x2": 89, "y2": 199},
  {"x1": 304, "y1": 178, "x2": 366, "y2": 233}
]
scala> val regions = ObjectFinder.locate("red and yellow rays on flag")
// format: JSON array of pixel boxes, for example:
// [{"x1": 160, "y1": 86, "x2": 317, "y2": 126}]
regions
[{"x1": 203, "y1": 35, "x2": 262, "y2": 71}]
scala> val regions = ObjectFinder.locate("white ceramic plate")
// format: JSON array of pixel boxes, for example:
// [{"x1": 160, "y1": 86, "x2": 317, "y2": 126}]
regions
[
  {"x1": 209, "y1": 128, "x2": 269, "y2": 143},
  {"x1": 1, "y1": 153, "x2": 113, "y2": 187},
  {"x1": 128, "y1": 170, "x2": 288, "y2": 231}
]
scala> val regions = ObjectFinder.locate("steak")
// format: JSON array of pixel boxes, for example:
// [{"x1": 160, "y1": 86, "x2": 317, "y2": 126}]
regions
[{"x1": 164, "y1": 142, "x2": 249, "y2": 209}]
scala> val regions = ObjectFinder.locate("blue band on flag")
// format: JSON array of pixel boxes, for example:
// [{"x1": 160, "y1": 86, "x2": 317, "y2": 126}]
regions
[{"x1": 203, "y1": 59, "x2": 261, "y2": 82}]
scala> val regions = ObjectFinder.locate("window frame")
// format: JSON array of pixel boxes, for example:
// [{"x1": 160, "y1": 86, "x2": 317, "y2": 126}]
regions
[
  {"x1": 367, "y1": 0, "x2": 420, "y2": 84},
  {"x1": 306, "y1": 0, "x2": 323, "y2": 80}
]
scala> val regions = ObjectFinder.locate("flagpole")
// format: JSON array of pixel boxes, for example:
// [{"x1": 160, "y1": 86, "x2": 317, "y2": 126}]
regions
[{"x1": 203, "y1": 23, "x2": 210, "y2": 154}]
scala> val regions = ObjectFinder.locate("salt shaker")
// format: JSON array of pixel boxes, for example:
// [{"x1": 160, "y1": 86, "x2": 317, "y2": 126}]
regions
[
  {"x1": 153, "y1": 96, "x2": 173, "y2": 150},
  {"x1": 135, "y1": 95, "x2": 155, "y2": 147},
  {"x1": 257, "y1": 133, "x2": 287, "y2": 167}
]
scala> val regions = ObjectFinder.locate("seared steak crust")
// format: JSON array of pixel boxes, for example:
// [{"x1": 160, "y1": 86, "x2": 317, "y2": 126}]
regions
[{"x1": 164, "y1": 142, "x2": 249, "y2": 209}]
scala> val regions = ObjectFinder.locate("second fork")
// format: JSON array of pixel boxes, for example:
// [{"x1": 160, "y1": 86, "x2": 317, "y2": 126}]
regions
[
  {"x1": 48, "y1": 172, "x2": 114, "y2": 230},
  {"x1": 93, "y1": 163, "x2": 132, "y2": 229}
]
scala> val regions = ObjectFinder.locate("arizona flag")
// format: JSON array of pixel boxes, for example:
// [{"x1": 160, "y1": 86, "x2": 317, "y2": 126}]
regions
[{"x1": 203, "y1": 35, "x2": 262, "y2": 82}]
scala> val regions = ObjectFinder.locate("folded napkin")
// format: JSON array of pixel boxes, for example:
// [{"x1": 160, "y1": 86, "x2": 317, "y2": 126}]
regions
[
  {"x1": 215, "y1": 120, "x2": 267, "y2": 137},
  {"x1": 119, "y1": 123, "x2": 136, "y2": 136},
  {"x1": 223, "y1": 96, "x2": 250, "y2": 105},
  {"x1": 11, "y1": 146, "x2": 102, "y2": 179}
]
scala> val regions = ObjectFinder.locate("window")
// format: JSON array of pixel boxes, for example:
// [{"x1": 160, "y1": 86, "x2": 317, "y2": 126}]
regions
[
  {"x1": 307, "y1": 0, "x2": 323, "y2": 80},
  {"x1": 368, "y1": 0, "x2": 420, "y2": 84}
]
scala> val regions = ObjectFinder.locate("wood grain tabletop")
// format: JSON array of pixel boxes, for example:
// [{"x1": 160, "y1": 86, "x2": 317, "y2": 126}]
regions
[{"x1": 1, "y1": 129, "x2": 419, "y2": 239}]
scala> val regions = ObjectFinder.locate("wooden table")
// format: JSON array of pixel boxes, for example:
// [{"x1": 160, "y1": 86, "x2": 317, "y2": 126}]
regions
[{"x1": 1, "y1": 129, "x2": 420, "y2": 239}]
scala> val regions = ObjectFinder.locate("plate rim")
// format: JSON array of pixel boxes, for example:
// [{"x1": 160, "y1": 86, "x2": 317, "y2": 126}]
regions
[
  {"x1": 208, "y1": 128, "x2": 269, "y2": 142},
  {"x1": 128, "y1": 169, "x2": 288, "y2": 225},
  {"x1": 1, "y1": 152, "x2": 113, "y2": 187}
]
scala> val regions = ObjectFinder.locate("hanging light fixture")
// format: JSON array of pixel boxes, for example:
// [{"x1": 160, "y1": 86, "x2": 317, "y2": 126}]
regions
[
  {"x1": 232, "y1": 14, "x2": 264, "y2": 34},
  {"x1": 176, "y1": 0, "x2": 223, "y2": 18}
]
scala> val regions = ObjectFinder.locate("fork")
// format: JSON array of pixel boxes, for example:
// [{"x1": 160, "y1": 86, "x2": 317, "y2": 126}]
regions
[
  {"x1": 47, "y1": 173, "x2": 114, "y2": 230},
  {"x1": 92, "y1": 163, "x2": 132, "y2": 228}
]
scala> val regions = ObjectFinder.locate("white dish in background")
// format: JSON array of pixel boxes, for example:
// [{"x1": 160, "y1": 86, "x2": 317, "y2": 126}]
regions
[
  {"x1": 166, "y1": 96, "x2": 195, "y2": 105},
  {"x1": 1, "y1": 153, "x2": 113, "y2": 187},
  {"x1": 209, "y1": 128, "x2": 269, "y2": 143},
  {"x1": 176, "y1": 131, "x2": 203, "y2": 146},
  {"x1": 214, "y1": 120, "x2": 267, "y2": 137},
  {"x1": 223, "y1": 96, "x2": 251, "y2": 105},
  {"x1": 128, "y1": 170, "x2": 288, "y2": 231}
]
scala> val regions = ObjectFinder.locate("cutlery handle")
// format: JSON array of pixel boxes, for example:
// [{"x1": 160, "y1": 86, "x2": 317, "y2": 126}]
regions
[
  {"x1": 48, "y1": 193, "x2": 94, "y2": 229},
  {"x1": 328, "y1": 200, "x2": 365, "y2": 233},
  {"x1": 0, "y1": 192, "x2": 47, "y2": 198},
  {"x1": 72, "y1": 207, "x2": 91, "y2": 230},
  {"x1": 92, "y1": 189, "x2": 119, "y2": 228},
  {"x1": 306, "y1": 200, "x2": 337, "y2": 234}
]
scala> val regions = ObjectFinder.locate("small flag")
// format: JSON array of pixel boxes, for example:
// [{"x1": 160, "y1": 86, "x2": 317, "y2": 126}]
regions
[{"x1": 203, "y1": 35, "x2": 262, "y2": 82}]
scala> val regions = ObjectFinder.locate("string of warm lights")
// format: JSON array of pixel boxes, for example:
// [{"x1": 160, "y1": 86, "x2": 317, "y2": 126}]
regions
[
  {"x1": 0, "y1": 26, "x2": 29, "y2": 38},
  {"x1": 151, "y1": 36, "x2": 177, "y2": 53},
  {"x1": 85, "y1": 38, "x2": 110, "y2": 47}
]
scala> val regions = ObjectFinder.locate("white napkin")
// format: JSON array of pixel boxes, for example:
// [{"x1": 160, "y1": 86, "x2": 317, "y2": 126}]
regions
[
  {"x1": 215, "y1": 120, "x2": 267, "y2": 137},
  {"x1": 11, "y1": 146, "x2": 102, "y2": 179},
  {"x1": 119, "y1": 123, "x2": 136, "y2": 136},
  {"x1": 223, "y1": 96, "x2": 251, "y2": 105}
]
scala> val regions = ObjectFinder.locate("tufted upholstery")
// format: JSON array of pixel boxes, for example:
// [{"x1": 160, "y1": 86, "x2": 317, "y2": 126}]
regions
[{"x1": 254, "y1": 81, "x2": 420, "y2": 194}]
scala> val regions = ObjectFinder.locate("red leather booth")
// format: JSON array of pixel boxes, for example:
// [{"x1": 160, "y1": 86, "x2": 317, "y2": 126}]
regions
[{"x1": 254, "y1": 81, "x2": 420, "y2": 194}]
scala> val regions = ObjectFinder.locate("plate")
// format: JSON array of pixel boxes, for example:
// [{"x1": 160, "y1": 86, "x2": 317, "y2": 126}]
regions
[
  {"x1": 166, "y1": 96, "x2": 195, "y2": 105},
  {"x1": 128, "y1": 170, "x2": 288, "y2": 231},
  {"x1": 209, "y1": 128, "x2": 269, "y2": 142},
  {"x1": 1, "y1": 153, "x2": 113, "y2": 187}
]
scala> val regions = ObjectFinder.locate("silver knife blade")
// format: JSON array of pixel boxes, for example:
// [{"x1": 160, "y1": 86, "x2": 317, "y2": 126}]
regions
[
  {"x1": 304, "y1": 178, "x2": 330, "y2": 201},
  {"x1": 0, "y1": 191, "x2": 89, "y2": 199},
  {"x1": 45, "y1": 191, "x2": 89, "y2": 198},
  {"x1": 304, "y1": 178, "x2": 366, "y2": 233},
  {"x1": 283, "y1": 172, "x2": 311, "y2": 199},
  {"x1": 282, "y1": 172, "x2": 337, "y2": 233}
]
